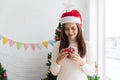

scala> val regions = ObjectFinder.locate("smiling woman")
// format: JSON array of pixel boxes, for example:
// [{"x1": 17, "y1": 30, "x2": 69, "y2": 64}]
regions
[{"x1": 0, "y1": 0, "x2": 90, "y2": 80}]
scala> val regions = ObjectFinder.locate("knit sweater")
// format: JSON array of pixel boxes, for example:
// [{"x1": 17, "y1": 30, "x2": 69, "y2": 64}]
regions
[{"x1": 50, "y1": 40, "x2": 95, "y2": 80}]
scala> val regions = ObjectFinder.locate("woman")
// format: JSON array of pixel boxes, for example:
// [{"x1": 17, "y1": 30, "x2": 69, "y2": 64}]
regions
[{"x1": 50, "y1": 9, "x2": 95, "y2": 80}]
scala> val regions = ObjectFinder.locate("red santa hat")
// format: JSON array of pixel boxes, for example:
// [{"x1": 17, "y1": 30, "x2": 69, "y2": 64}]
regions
[{"x1": 60, "y1": 9, "x2": 82, "y2": 25}]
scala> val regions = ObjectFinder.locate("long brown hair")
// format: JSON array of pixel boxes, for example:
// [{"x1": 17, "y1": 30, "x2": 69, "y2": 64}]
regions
[{"x1": 59, "y1": 23, "x2": 86, "y2": 58}]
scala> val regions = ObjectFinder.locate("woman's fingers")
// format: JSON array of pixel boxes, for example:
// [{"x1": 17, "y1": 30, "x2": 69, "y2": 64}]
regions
[
  {"x1": 56, "y1": 52, "x2": 69, "y2": 64},
  {"x1": 69, "y1": 53, "x2": 84, "y2": 65}
]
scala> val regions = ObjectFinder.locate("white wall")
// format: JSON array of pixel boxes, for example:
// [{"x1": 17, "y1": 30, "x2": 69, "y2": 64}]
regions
[{"x1": 0, "y1": 0, "x2": 89, "y2": 80}]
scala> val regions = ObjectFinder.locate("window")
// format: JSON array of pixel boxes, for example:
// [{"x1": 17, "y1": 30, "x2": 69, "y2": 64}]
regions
[{"x1": 105, "y1": 0, "x2": 120, "y2": 80}]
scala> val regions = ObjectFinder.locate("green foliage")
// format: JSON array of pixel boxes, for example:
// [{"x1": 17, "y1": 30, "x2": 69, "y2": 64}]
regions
[
  {"x1": 41, "y1": 71, "x2": 57, "y2": 80},
  {"x1": 87, "y1": 62, "x2": 100, "y2": 80},
  {"x1": 88, "y1": 75, "x2": 100, "y2": 80},
  {"x1": 0, "y1": 63, "x2": 7, "y2": 80},
  {"x1": 41, "y1": 52, "x2": 57, "y2": 80}
]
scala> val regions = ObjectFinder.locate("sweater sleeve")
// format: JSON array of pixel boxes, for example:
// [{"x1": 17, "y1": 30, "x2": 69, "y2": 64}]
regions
[
  {"x1": 81, "y1": 41, "x2": 96, "y2": 76},
  {"x1": 50, "y1": 41, "x2": 61, "y2": 76}
]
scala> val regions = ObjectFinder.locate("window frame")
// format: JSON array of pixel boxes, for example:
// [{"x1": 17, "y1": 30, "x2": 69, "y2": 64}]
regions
[{"x1": 89, "y1": 0, "x2": 105, "y2": 80}]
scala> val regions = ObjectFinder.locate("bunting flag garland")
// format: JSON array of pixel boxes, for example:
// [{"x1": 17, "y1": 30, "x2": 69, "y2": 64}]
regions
[
  {"x1": 37, "y1": 44, "x2": 42, "y2": 49},
  {"x1": 23, "y1": 43, "x2": 29, "y2": 50},
  {"x1": 16, "y1": 42, "x2": 23, "y2": 49},
  {"x1": 42, "y1": 41, "x2": 49, "y2": 48},
  {"x1": 0, "y1": 35, "x2": 56, "y2": 51},
  {"x1": 48, "y1": 39, "x2": 55, "y2": 46},
  {"x1": 2, "y1": 37, "x2": 9, "y2": 45},
  {"x1": 30, "y1": 43, "x2": 36, "y2": 50},
  {"x1": 9, "y1": 40, "x2": 15, "y2": 47}
]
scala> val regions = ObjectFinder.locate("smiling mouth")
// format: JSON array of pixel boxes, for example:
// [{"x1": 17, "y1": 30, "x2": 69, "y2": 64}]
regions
[{"x1": 69, "y1": 35, "x2": 73, "y2": 37}]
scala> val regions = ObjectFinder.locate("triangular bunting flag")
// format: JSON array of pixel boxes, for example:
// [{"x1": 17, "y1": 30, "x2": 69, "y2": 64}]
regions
[
  {"x1": 30, "y1": 44, "x2": 36, "y2": 50},
  {"x1": 49, "y1": 39, "x2": 55, "y2": 46},
  {"x1": 24, "y1": 43, "x2": 29, "y2": 50},
  {"x1": 2, "y1": 37, "x2": 9, "y2": 45},
  {"x1": 16, "y1": 42, "x2": 23, "y2": 49},
  {"x1": 42, "y1": 41, "x2": 49, "y2": 48},
  {"x1": 37, "y1": 44, "x2": 42, "y2": 50},
  {"x1": 9, "y1": 40, "x2": 15, "y2": 47}
]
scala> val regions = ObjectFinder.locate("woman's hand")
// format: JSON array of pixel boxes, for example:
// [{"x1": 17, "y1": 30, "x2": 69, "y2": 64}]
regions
[
  {"x1": 69, "y1": 52, "x2": 85, "y2": 66},
  {"x1": 56, "y1": 51, "x2": 69, "y2": 65}
]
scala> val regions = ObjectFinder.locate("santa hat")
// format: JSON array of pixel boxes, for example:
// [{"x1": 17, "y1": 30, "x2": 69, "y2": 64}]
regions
[{"x1": 60, "y1": 9, "x2": 82, "y2": 25}]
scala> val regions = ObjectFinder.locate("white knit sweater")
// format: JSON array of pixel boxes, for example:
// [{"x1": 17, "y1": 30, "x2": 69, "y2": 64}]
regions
[{"x1": 50, "y1": 40, "x2": 95, "y2": 80}]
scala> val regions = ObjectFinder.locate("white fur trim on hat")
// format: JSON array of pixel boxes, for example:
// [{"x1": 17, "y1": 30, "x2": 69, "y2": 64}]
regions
[{"x1": 60, "y1": 16, "x2": 81, "y2": 25}]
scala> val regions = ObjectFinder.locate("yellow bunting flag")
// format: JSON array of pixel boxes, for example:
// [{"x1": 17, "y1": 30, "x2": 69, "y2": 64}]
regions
[
  {"x1": 16, "y1": 42, "x2": 23, "y2": 49},
  {"x1": 42, "y1": 41, "x2": 49, "y2": 48},
  {"x1": 2, "y1": 37, "x2": 9, "y2": 45}
]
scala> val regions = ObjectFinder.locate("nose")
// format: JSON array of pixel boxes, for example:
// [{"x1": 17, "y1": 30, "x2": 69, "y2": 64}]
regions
[{"x1": 69, "y1": 30, "x2": 73, "y2": 35}]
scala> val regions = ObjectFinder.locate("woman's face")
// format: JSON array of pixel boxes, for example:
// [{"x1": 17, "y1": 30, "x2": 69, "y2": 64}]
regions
[{"x1": 64, "y1": 23, "x2": 78, "y2": 40}]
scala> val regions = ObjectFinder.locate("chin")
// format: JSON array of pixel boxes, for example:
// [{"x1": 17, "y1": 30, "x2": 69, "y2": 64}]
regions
[
  {"x1": 68, "y1": 36, "x2": 76, "y2": 40},
  {"x1": 69, "y1": 37, "x2": 75, "y2": 40}
]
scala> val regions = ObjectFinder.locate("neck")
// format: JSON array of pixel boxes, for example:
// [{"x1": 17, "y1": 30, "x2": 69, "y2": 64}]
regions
[{"x1": 69, "y1": 38, "x2": 76, "y2": 43}]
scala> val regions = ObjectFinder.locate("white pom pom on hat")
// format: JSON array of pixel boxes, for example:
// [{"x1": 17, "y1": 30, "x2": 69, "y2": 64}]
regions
[{"x1": 60, "y1": 9, "x2": 82, "y2": 25}]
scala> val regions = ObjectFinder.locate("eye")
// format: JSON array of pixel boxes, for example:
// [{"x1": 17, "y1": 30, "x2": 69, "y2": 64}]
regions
[{"x1": 72, "y1": 27, "x2": 77, "y2": 30}]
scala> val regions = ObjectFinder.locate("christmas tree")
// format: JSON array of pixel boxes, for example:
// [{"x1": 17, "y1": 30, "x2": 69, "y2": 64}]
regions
[
  {"x1": 0, "y1": 63, "x2": 7, "y2": 80},
  {"x1": 41, "y1": 23, "x2": 100, "y2": 80},
  {"x1": 41, "y1": 52, "x2": 57, "y2": 80},
  {"x1": 54, "y1": 23, "x2": 61, "y2": 41}
]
